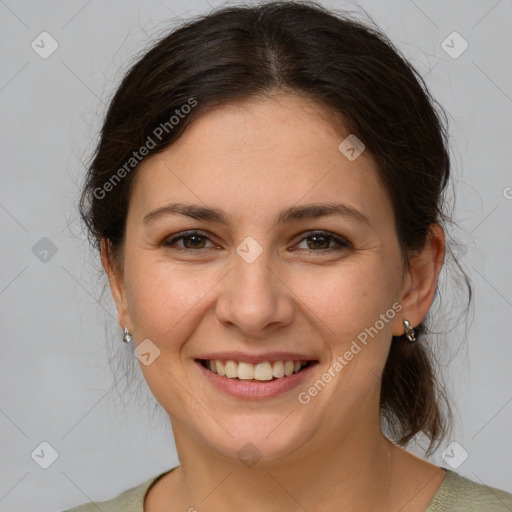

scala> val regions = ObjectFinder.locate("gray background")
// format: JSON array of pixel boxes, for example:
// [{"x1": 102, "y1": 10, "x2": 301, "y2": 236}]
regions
[{"x1": 1, "y1": 0, "x2": 511, "y2": 510}]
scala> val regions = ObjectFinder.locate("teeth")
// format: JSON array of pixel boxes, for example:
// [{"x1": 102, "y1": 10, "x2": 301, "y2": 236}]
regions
[
  {"x1": 203, "y1": 359, "x2": 308, "y2": 381},
  {"x1": 273, "y1": 361, "x2": 285, "y2": 378},
  {"x1": 215, "y1": 359, "x2": 225, "y2": 376},
  {"x1": 238, "y1": 361, "x2": 254, "y2": 380},
  {"x1": 225, "y1": 360, "x2": 238, "y2": 378},
  {"x1": 254, "y1": 362, "x2": 273, "y2": 381}
]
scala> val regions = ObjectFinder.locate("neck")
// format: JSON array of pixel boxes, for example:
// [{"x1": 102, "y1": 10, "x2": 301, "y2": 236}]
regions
[{"x1": 166, "y1": 418, "x2": 396, "y2": 512}]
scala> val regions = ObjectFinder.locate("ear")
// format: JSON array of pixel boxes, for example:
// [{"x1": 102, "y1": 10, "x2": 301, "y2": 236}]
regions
[
  {"x1": 100, "y1": 238, "x2": 132, "y2": 331},
  {"x1": 392, "y1": 223, "x2": 445, "y2": 336}
]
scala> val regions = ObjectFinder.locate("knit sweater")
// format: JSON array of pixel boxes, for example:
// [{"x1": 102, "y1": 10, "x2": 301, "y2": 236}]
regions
[{"x1": 63, "y1": 466, "x2": 512, "y2": 511}]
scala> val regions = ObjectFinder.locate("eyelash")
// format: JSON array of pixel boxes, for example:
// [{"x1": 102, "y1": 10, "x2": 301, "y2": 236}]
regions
[{"x1": 162, "y1": 230, "x2": 352, "y2": 255}]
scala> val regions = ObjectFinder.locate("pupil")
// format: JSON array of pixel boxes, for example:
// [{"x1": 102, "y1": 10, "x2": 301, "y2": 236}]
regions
[
  {"x1": 309, "y1": 235, "x2": 328, "y2": 250},
  {"x1": 186, "y1": 235, "x2": 203, "y2": 248}
]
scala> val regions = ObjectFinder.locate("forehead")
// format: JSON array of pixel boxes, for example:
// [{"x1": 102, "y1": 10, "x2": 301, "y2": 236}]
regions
[{"x1": 129, "y1": 93, "x2": 394, "y2": 231}]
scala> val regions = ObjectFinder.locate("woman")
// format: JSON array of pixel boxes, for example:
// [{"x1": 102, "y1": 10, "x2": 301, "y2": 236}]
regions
[{"x1": 66, "y1": 1, "x2": 512, "y2": 510}]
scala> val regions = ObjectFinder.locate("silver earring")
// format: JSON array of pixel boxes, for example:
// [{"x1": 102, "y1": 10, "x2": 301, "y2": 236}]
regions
[
  {"x1": 403, "y1": 319, "x2": 416, "y2": 342},
  {"x1": 123, "y1": 327, "x2": 133, "y2": 343}
]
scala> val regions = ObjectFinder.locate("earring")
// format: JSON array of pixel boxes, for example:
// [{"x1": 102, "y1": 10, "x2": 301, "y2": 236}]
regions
[
  {"x1": 403, "y1": 319, "x2": 416, "y2": 342},
  {"x1": 123, "y1": 327, "x2": 133, "y2": 343}
]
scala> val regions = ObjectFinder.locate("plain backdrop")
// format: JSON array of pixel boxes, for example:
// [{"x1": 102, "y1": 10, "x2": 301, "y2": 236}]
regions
[{"x1": 0, "y1": 0, "x2": 511, "y2": 510}]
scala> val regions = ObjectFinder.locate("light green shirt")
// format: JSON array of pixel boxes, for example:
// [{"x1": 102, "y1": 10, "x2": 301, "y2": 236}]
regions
[{"x1": 64, "y1": 466, "x2": 512, "y2": 511}]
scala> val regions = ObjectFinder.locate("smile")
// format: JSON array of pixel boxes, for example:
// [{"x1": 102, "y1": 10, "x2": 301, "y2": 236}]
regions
[{"x1": 199, "y1": 359, "x2": 312, "y2": 381}]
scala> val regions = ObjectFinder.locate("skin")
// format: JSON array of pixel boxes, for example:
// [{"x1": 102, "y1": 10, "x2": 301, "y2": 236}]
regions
[{"x1": 101, "y1": 93, "x2": 447, "y2": 511}]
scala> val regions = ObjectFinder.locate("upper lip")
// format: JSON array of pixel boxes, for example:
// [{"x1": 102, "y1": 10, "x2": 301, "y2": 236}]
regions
[{"x1": 195, "y1": 351, "x2": 319, "y2": 364}]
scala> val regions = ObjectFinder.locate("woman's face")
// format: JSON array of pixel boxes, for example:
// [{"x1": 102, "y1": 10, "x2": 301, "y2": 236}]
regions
[{"x1": 105, "y1": 93, "x2": 423, "y2": 464}]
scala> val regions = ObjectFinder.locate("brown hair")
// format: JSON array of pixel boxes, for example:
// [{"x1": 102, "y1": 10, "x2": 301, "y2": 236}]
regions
[{"x1": 79, "y1": 0, "x2": 472, "y2": 455}]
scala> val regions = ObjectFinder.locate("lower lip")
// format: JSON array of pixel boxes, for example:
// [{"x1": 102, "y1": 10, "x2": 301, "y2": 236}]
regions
[{"x1": 195, "y1": 360, "x2": 318, "y2": 399}]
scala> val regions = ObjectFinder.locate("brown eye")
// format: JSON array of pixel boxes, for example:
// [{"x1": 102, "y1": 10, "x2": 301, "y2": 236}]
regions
[
  {"x1": 162, "y1": 230, "x2": 351, "y2": 255},
  {"x1": 180, "y1": 234, "x2": 207, "y2": 249},
  {"x1": 306, "y1": 234, "x2": 331, "y2": 250},
  {"x1": 163, "y1": 231, "x2": 216, "y2": 251},
  {"x1": 294, "y1": 231, "x2": 351, "y2": 253}
]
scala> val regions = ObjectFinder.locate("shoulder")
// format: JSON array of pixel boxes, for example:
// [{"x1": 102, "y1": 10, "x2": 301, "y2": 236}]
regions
[
  {"x1": 426, "y1": 468, "x2": 512, "y2": 511},
  {"x1": 61, "y1": 468, "x2": 176, "y2": 512}
]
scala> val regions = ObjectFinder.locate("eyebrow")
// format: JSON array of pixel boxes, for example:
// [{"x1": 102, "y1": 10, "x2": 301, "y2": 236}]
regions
[{"x1": 143, "y1": 202, "x2": 371, "y2": 227}]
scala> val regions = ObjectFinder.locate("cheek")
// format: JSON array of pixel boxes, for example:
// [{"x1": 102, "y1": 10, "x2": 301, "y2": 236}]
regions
[
  {"x1": 296, "y1": 258, "x2": 399, "y2": 387},
  {"x1": 297, "y1": 259, "x2": 397, "y2": 336},
  {"x1": 124, "y1": 257, "x2": 201, "y2": 345},
  {"x1": 124, "y1": 244, "x2": 400, "y2": 361}
]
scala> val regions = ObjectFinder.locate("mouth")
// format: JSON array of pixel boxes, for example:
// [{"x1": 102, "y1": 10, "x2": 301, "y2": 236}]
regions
[
  {"x1": 196, "y1": 358, "x2": 318, "y2": 382},
  {"x1": 195, "y1": 357, "x2": 319, "y2": 399}
]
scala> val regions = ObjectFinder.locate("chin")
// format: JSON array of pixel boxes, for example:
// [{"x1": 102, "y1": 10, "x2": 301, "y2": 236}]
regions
[{"x1": 199, "y1": 416, "x2": 315, "y2": 467}]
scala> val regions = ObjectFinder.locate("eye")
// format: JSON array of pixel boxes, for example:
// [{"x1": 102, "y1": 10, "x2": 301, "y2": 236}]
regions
[
  {"x1": 293, "y1": 231, "x2": 352, "y2": 254},
  {"x1": 163, "y1": 230, "x2": 217, "y2": 251},
  {"x1": 163, "y1": 230, "x2": 351, "y2": 254}
]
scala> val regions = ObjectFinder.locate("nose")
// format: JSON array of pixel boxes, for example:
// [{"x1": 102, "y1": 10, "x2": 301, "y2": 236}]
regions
[{"x1": 214, "y1": 243, "x2": 294, "y2": 337}]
